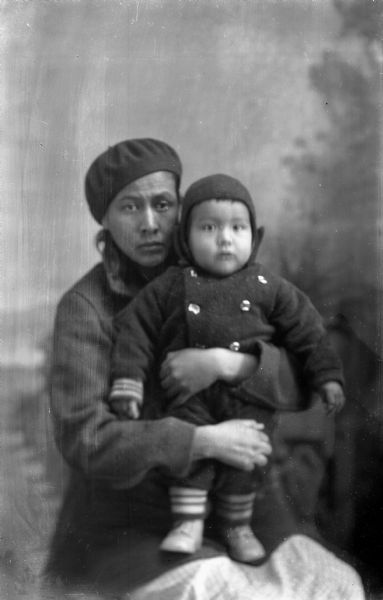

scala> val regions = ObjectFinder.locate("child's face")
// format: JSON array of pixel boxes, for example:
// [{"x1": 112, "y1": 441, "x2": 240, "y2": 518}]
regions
[{"x1": 188, "y1": 200, "x2": 252, "y2": 277}]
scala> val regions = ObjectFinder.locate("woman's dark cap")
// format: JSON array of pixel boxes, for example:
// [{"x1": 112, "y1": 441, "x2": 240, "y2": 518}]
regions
[
  {"x1": 176, "y1": 173, "x2": 259, "y2": 266},
  {"x1": 85, "y1": 138, "x2": 182, "y2": 223}
]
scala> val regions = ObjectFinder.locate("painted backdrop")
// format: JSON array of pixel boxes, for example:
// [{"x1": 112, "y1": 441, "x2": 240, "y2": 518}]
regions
[{"x1": 1, "y1": 0, "x2": 382, "y2": 596}]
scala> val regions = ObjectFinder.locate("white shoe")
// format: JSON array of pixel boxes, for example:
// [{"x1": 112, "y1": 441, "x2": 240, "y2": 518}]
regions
[{"x1": 160, "y1": 520, "x2": 204, "y2": 554}]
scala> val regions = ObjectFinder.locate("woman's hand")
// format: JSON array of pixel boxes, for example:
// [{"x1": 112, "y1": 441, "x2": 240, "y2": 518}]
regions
[
  {"x1": 193, "y1": 419, "x2": 272, "y2": 471},
  {"x1": 160, "y1": 348, "x2": 258, "y2": 405}
]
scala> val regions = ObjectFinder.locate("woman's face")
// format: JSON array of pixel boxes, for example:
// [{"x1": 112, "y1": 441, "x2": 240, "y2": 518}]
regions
[{"x1": 103, "y1": 171, "x2": 179, "y2": 267}]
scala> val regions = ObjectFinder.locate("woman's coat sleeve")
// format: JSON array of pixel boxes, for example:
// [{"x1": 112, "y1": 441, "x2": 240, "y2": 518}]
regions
[{"x1": 49, "y1": 290, "x2": 195, "y2": 488}]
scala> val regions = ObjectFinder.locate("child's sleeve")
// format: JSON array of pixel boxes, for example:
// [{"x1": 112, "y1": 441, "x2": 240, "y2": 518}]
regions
[
  {"x1": 111, "y1": 275, "x2": 168, "y2": 384},
  {"x1": 228, "y1": 342, "x2": 307, "y2": 410},
  {"x1": 269, "y1": 276, "x2": 344, "y2": 389},
  {"x1": 109, "y1": 378, "x2": 144, "y2": 411}
]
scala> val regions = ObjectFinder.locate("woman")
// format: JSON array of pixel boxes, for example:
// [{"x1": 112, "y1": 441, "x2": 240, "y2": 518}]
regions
[{"x1": 46, "y1": 138, "x2": 364, "y2": 598}]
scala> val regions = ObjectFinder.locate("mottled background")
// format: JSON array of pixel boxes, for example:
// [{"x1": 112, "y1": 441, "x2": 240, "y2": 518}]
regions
[{"x1": 1, "y1": 0, "x2": 382, "y2": 598}]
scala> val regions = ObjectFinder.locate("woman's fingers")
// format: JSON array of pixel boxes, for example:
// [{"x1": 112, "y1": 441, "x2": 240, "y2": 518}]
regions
[
  {"x1": 159, "y1": 359, "x2": 171, "y2": 381},
  {"x1": 231, "y1": 420, "x2": 269, "y2": 441},
  {"x1": 241, "y1": 420, "x2": 265, "y2": 430},
  {"x1": 160, "y1": 373, "x2": 173, "y2": 391},
  {"x1": 160, "y1": 370, "x2": 194, "y2": 404},
  {"x1": 196, "y1": 420, "x2": 272, "y2": 471},
  {"x1": 160, "y1": 359, "x2": 182, "y2": 394},
  {"x1": 160, "y1": 352, "x2": 178, "y2": 378},
  {"x1": 160, "y1": 376, "x2": 189, "y2": 403},
  {"x1": 160, "y1": 349, "x2": 221, "y2": 398}
]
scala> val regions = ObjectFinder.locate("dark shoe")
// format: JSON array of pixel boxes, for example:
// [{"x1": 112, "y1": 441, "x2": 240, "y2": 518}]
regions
[{"x1": 220, "y1": 524, "x2": 265, "y2": 563}]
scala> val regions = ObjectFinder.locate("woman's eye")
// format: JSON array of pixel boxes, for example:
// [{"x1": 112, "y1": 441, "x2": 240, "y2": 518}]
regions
[
  {"x1": 121, "y1": 202, "x2": 137, "y2": 212},
  {"x1": 155, "y1": 200, "x2": 170, "y2": 212}
]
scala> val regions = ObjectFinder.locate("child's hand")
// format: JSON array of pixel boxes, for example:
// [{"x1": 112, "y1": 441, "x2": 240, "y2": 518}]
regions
[
  {"x1": 316, "y1": 381, "x2": 345, "y2": 415},
  {"x1": 109, "y1": 397, "x2": 141, "y2": 420}
]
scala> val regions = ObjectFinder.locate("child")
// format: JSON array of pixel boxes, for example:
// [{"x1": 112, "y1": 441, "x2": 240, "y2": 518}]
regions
[{"x1": 109, "y1": 174, "x2": 345, "y2": 563}]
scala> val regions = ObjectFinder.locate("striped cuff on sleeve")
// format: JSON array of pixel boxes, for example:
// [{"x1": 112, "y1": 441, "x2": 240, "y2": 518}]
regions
[{"x1": 110, "y1": 378, "x2": 144, "y2": 405}]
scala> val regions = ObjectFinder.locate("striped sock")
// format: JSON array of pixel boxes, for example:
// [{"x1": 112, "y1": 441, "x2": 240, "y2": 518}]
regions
[
  {"x1": 215, "y1": 492, "x2": 256, "y2": 525},
  {"x1": 169, "y1": 487, "x2": 207, "y2": 521}
]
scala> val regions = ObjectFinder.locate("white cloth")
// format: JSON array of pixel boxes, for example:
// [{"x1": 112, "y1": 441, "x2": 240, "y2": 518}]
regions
[{"x1": 130, "y1": 535, "x2": 365, "y2": 600}]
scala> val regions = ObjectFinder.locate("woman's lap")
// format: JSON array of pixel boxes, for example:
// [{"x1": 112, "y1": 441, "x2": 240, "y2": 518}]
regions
[{"x1": 131, "y1": 535, "x2": 365, "y2": 600}]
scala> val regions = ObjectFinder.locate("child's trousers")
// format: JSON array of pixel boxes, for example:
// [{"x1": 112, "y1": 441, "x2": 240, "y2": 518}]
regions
[{"x1": 165, "y1": 383, "x2": 275, "y2": 523}]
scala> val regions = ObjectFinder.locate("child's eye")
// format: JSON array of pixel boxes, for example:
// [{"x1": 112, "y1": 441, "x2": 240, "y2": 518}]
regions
[
  {"x1": 233, "y1": 223, "x2": 248, "y2": 231},
  {"x1": 202, "y1": 224, "x2": 216, "y2": 232}
]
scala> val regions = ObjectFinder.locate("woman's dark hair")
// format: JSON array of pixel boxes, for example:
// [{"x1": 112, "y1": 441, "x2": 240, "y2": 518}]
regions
[
  {"x1": 95, "y1": 228, "x2": 110, "y2": 255},
  {"x1": 95, "y1": 229, "x2": 128, "y2": 282}
]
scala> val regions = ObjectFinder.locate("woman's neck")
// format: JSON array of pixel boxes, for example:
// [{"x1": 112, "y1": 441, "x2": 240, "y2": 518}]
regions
[
  {"x1": 99, "y1": 229, "x2": 176, "y2": 290},
  {"x1": 138, "y1": 263, "x2": 168, "y2": 282}
]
